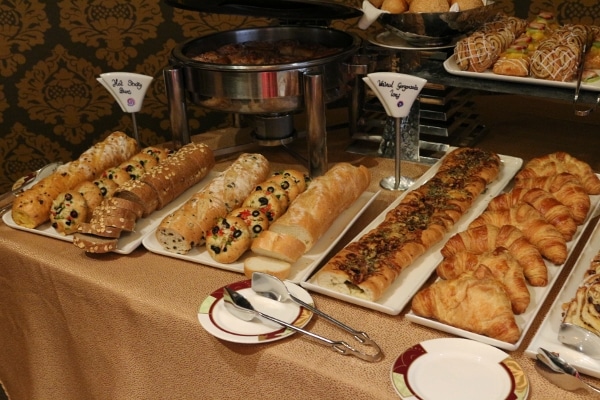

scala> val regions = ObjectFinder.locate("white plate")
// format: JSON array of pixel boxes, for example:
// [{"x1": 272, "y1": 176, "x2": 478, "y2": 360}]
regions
[
  {"x1": 443, "y1": 56, "x2": 600, "y2": 92},
  {"x1": 407, "y1": 189, "x2": 600, "y2": 351},
  {"x1": 2, "y1": 171, "x2": 218, "y2": 254},
  {"x1": 198, "y1": 279, "x2": 313, "y2": 344},
  {"x1": 368, "y1": 31, "x2": 461, "y2": 51},
  {"x1": 390, "y1": 338, "x2": 529, "y2": 400},
  {"x1": 525, "y1": 216, "x2": 600, "y2": 378},
  {"x1": 301, "y1": 151, "x2": 522, "y2": 315},
  {"x1": 143, "y1": 190, "x2": 379, "y2": 283}
]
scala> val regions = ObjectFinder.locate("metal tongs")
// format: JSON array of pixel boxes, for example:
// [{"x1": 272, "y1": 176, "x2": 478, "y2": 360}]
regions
[
  {"x1": 223, "y1": 283, "x2": 383, "y2": 362},
  {"x1": 536, "y1": 347, "x2": 600, "y2": 395},
  {"x1": 0, "y1": 162, "x2": 62, "y2": 215},
  {"x1": 573, "y1": 42, "x2": 600, "y2": 117}
]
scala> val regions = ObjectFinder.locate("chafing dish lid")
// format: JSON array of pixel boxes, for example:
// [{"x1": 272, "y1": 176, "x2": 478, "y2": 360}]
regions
[{"x1": 164, "y1": 0, "x2": 362, "y2": 20}]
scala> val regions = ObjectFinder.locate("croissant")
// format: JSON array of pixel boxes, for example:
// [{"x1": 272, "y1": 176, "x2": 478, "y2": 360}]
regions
[
  {"x1": 469, "y1": 203, "x2": 567, "y2": 265},
  {"x1": 437, "y1": 248, "x2": 531, "y2": 314},
  {"x1": 514, "y1": 172, "x2": 590, "y2": 224},
  {"x1": 441, "y1": 224, "x2": 547, "y2": 286},
  {"x1": 487, "y1": 188, "x2": 577, "y2": 241},
  {"x1": 516, "y1": 152, "x2": 600, "y2": 195},
  {"x1": 412, "y1": 265, "x2": 521, "y2": 343}
]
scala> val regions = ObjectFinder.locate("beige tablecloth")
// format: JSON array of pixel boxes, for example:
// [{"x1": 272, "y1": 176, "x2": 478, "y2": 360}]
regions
[{"x1": 0, "y1": 132, "x2": 598, "y2": 400}]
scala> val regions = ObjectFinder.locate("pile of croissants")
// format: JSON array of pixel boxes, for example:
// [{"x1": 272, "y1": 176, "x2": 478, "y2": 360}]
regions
[{"x1": 412, "y1": 151, "x2": 600, "y2": 343}]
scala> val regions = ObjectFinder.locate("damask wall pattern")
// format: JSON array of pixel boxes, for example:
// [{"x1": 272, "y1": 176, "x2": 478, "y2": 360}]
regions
[{"x1": 0, "y1": 0, "x2": 598, "y2": 193}]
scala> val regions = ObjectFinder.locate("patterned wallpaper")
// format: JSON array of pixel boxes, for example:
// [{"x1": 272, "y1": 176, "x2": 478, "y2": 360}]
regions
[{"x1": 0, "y1": 0, "x2": 597, "y2": 193}]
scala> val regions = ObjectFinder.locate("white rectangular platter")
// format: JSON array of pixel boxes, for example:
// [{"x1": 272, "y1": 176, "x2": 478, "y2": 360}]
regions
[
  {"x1": 301, "y1": 152, "x2": 523, "y2": 315},
  {"x1": 407, "y1": 191, "x2": 600, "y2": 351},
  {"x1": 143, "y1": 190, "x2": 380, "y2": 283},
  {"x1": 525, "y1": 217, "x2": 600, "y2": 377},
  {"x1": 2, "y1": 172, "x2": 218, "y2": 255},
  {"x1": 444, "y1": 56, "x2": 600, "y2": 93}
]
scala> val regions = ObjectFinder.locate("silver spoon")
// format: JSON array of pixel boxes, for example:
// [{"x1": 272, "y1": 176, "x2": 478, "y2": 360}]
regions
[
  {"x1": 536, "y1": 348, "x2": 600, "y2": 395},
  {"x1": 222, "y1": 287, "x2": 382, "y2": 362},
  {"x1": 251, "y1": 272, "x2": 382, "y2": 354},
  {"x1": 559, "y1": 323, "x2": 600, "y2": 359}
]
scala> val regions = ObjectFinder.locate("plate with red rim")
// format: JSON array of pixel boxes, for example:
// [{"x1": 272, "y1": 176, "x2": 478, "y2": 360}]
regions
[
  {"x1": 390, "y1": 338, "x2": 529, "y2": 400},
  {"x1": 198, "y1": 279, "x2": 314, "y2": 344}
]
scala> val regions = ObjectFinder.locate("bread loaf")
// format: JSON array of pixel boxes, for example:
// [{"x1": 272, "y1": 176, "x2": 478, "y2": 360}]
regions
[
  {"x1": 244, "y1": 255, "x2": 292, "y2": 280},
  {"x1": 250, "y1": 230, "x2": 306, "y2": 263},
  {"x1": 155, "y1": 153, "x2": 270, "y2": 254},
  {"x1": 74, "y1": 142, "x2": 215, "y2": 253},
  {"x1": 262, "y1": 162, "x2": 370, "y2": 252},
  {"x1": 12, "y1": 131, "x2": 138, "y2": 228}
]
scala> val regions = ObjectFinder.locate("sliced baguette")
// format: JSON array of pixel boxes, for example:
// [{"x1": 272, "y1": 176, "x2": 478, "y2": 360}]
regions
[
  {"x1": 266, "y1": 162, "x2": 370, "y2": 251},
  {"x1": 250, "y1": 230, "x2": 306, "y2": 263},
  {"x1": 244, "y1": 255, "x2": 292, "y2": 280},
  {"x1": 73, "y1": 233, "x2": 118, "y2": 253}
]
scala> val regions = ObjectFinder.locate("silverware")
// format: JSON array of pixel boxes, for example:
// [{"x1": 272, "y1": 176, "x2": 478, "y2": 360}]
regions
[
  {"x1": 559, "y1": 323, "x2": 600, "y2": 359},
  {"x1": 222, "y1": 287, "x2": 382, "y2": 362},
  {"x1": 573, "y1": 42, "x2": 600, "y2": 117},
  {"x1": 0, "y1": 162, "x2": 62, "y2": 215},
  {"x1": 536, "y1": 347, "x2": 600, "y2": 395},
  {"x1": 251, "y1": 272, "x2": 382, "y2": 356}
]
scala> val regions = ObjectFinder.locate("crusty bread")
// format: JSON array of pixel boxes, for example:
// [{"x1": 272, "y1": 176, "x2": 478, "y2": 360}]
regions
[
  {"x1": 155, "y1": 153, "x2": 270, "y2": 255},
  {"x1": 266, "y1": 162, "x2": 370, "y2": 251},
  {"x1": 77, "y1": 222, "x2": 123, "y2": 239},
  {"x1": 114, "y1": 179, "x2": 159, "y2": 217},
  {"x1": 12, "y1": 131, "x2": 138, "y2": 228},
  {"x1": 73, "y1": 233, "x2": 119, "y2": 253},
  {"x1": 206, "y1": 216, "x2": 252, "y2": 263},
  {"x1": 244, "y1": 255, "x2": 292, "y2": 280},
  {"x1": 250, "y1": 230, "x2": 306, "y2": 263}
]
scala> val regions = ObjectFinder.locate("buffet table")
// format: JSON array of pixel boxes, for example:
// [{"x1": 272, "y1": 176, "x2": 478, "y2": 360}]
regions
[{"x1": 1, "y1": 130, "x2": 599, "y2": 400}]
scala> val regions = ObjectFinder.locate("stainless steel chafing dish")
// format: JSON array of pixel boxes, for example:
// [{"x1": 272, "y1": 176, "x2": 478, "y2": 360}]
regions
[{"x1": 163, "y1": 0, "x2": 367, "y2": 177}]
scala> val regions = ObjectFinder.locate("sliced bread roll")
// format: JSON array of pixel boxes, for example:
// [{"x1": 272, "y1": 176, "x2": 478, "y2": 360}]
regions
[
  {"x1": 244, "y1": 255, "x2": 292, "y2": 280},
  {"x1": 260, "y1": 162, "x2": 370, "y2": 252},
  {"x1": 250, "y1": 230, "x2": 306, "y2": 263}
]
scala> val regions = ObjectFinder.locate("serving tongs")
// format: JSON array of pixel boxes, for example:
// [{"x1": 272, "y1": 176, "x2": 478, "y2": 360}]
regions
[
  {"x1": 0, "y1": 162, "x2": 62, "y2": 215},
  {"x1": 536, "y1": 347, "x2": 600, "y2": 395},
  {"x1": 573, "y1": 42, "x2": 600, "y2": 117},
  {"x1": 222, "y1": 286, "x2": 383, "y2": 362}
]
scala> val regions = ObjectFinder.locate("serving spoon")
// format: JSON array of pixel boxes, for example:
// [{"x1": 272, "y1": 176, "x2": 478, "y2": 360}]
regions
[
  {"x1": 536, "y1": 347, "x2": 600, "y2": 395},
  {"x1": 222, "y1": 286, "x2": 382, "y2": 362},
  {"x1": 251, "y1": 272, "x2": 382, "y2": 354},
  {"x1": 558, "y1": 323, "x2": 600, "y2": 359}
]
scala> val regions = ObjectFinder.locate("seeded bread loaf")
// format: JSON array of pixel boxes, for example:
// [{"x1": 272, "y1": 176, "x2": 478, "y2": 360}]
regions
[
  {"x1": 155, "y1": 153, "x2": 270, "y2": 255},
  {"x1": 12, "y1": 131, "x2": 138, "y2": 228}
]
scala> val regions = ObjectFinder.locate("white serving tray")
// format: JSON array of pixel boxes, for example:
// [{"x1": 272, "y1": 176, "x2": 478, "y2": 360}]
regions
[
  {"x1": 143, "y1": 189, "x2": 379, "y2": 283},
  {"x1": 525, "y1": 216, "x2": 600, "y2": 377},
  {"x1": 444, "y1": 56, "x2": 600, "y2": 93},
  {"x1": 2, "y1": 172, "x2": 218, "y2": 255},
  {"x1": 301, "y1": 151, "x2": 523, "y2": 315},
  {"x1": 406, "y1": 189, "x2": 600, "y2": 351}
]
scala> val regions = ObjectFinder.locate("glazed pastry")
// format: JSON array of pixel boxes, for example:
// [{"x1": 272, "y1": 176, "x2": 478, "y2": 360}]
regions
[
  {"x1": 437, "y1": 248, "x2": 530, "y2": 314},
  {"x1": 412, "y1": 265, "x2": 521, "y2": 343},
  {"x1": 469, "y1": 202, "x2": 567, "y2": 265},
  {"x1": 206, "y1": 216, "x2": 252, "y2": 264}
]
